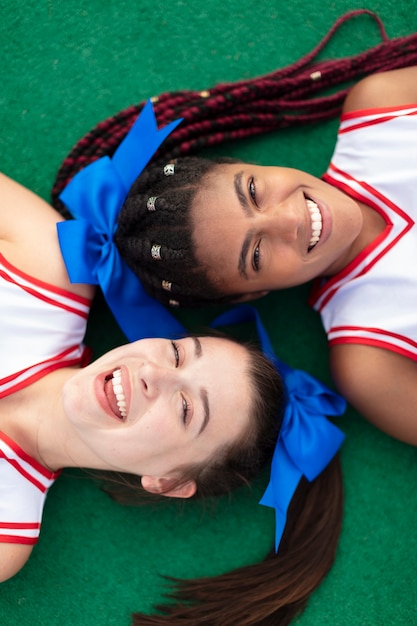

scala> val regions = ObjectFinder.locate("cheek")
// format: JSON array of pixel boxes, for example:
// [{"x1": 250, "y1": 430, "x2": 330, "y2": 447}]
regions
[{"x1": 61, "y1": 376, "x2": 85, "y2": 422}]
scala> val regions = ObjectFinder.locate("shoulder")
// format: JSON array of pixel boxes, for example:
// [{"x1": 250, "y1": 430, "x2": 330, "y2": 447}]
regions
[
  {"x1": 343, "y1": 66, "x2": 417, "y2": 114},
  {"x1": 0, "y1": 173, "x2": 93, "y2": 299},
  {"x1": 0, "y1": 542, "x2": 33, "y2": 582},
  {"x1": 0, "y1": 172, "x2": 62, "y2": 239},
  {"x1": 330, "y1": 343, "x2": 417, "y2": 445}
]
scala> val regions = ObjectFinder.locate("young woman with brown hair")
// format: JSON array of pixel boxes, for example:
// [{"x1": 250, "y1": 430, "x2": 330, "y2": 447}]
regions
[
  {"x1": 1, "y1": 96, "x2": 345, "y2": 626},
  {"x1": 51, "y1": 12, "x2": 417, "y2": 449}
]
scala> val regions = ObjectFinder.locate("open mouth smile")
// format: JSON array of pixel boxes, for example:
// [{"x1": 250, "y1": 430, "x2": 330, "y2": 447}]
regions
[
  {"x1": 306, "y1": 198, "x2": 323, "y2": 251},
  {"x1": 104, "y1": 368, "x2": 127, "y2": 420}
]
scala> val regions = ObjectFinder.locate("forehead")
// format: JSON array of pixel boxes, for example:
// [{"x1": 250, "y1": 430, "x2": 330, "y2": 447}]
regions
[
  {"x1": 191, "y1": 164, "x2": 252, "y2": 289},
  {"x1": 199, "y1": 335, "x2": 252, "y2": 416}
]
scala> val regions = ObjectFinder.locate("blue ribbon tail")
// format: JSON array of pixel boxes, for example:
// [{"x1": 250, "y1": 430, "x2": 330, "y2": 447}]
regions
[
  {"x1": 98, "y1": 254, "x2": 186, "y2": 342},
  {"x1": 210, "y1": 304, "x2": 346, "y2": 553},
  {"x1": 112, "y1": 100, "x2": 183, "y2": 191}
]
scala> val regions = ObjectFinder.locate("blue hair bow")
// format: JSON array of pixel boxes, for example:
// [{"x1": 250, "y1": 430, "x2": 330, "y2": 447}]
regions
[
  {"x1": 211, "y1": 305, "x2": 346, "y2": 552},
  {"x1": 57, "y1": 100, "x2": 186, "y2": 342}
]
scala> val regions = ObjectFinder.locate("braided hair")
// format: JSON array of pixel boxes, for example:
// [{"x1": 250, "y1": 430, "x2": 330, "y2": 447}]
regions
[
  {"x1": 48, "y1": 9, "x2": 407, "y2": 624},
  {"x1": 115, "y1": 155, "x2": 239, "y2": 307},
  {"x1": 52, "y1": 9, "x2": 417, "y2": 205},
  {"x1": 52, "y1": 9, "x2": 417, "y2": 308}
]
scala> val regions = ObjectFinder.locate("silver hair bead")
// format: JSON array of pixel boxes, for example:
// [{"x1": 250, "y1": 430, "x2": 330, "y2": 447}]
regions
[
  {"x1": 164, "y1": 163, "x2": 175, "y2": 176},
  {"x1": 151, "y1": 244, "x2": 162, "y2": 260},
  {"x1": 162, "y1": 280, "x2": 172, "y2": 291},
  {"x1": 169, "y1": 299, "x2": 179, "y2": 307},
  {"x1": 147, "y1": 196, "x2": 157, "y2": 211}
]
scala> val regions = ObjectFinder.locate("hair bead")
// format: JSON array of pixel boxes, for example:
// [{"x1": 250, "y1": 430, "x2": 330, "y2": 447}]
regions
[
  {"x1": 151, "y1": 244, "x2": 162, "y2": 260},
  {"x1": 147, "y1": 196, "x2": 157, "y2": 211},
  {"x1": 164, "y1": 163, "x2": 175, "y2": 176}
]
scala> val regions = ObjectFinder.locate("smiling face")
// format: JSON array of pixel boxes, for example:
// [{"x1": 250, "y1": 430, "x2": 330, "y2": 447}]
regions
[
  {"x1": 62, "y1": 336, "x2": 252, "y2": 481},
  {"x1": 191, "y1": 163, "x2": 363, "y2": 296}
]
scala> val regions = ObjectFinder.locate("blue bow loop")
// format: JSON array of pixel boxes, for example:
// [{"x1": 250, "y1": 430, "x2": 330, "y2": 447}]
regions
[
  {"x1": 262, "y1": 362, "x2": 345, "y2": 552},
  {"x1": 210, "y1": 305, "x2": 346, "y2": 552},
  {"x1": 57, "y1": 100, "x2": 185, "y2": 341}
]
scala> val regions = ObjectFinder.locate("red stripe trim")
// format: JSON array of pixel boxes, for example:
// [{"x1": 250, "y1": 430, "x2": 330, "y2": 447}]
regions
[
  {"x1": 329, "y1": 336, "x2": 417, "y2": 362},
  {"x1": 0, "y1": 432, "x2": 60, "y2": 480},
  {"x1": 339, "y1": 109, "x2": 417, "y2": 134},
  {"x1": 0, "y1": 522, "x2": 40, "y2": 529},
  {"x1": 0, "y1": 354, "x2": 88, "y2": 400},
  {"x1": 1, "y1": 344, "x2": 87, "y2": 385},
  {"x1": 0, "y1": 252, "x2": 90, "y2": 307},
  {"x1": 0, "y1": 535, "x2": 37, "y2": 545},
  {"x1": 0, "y1": 450, "x2": 47, "y2": 492},
  {"x1": 312, "y1": 166, "x2": 413, "y2": 311},
  {"x1": 325, "y1": 163, "x2": 413, "y2": 222},
  {"x1": 0, "y1": 269, "x2": 88, "y2": 319},
  {"x1": 341, "y1": 103, "x2": 417, "y2": 122},
  {"x1": 330, "y1": 325, "x2": 417, "y2": 349}
]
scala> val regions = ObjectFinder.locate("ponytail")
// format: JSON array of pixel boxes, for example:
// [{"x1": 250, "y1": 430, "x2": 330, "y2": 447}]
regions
[{"x1": 130, "y1": 456, "x2": 343, "y2": 626}]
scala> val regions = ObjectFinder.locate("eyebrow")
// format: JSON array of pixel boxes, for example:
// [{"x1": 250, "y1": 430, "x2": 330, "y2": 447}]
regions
[
  {"x1": 234, "y1": 171, "x2": 255, "y2": 279},
  {"x1": 192, "y1": 337, "x2": 210, "y2": 435}
]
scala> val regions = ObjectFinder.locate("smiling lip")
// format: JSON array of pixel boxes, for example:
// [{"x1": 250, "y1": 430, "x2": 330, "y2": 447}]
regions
[
  {"x1": 95, "y1": 366, "x2": 130, "y2": 422},
  {"x1": 306, "y1": 197, "x2": 323, "y2": 251}
]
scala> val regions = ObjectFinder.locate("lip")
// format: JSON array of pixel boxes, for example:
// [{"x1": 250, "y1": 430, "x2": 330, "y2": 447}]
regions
[
  {"x1": 94, "y1": 365, "x2": 131, "y2": 422},
  {"x1": 307, "y1": 196, "x2": 331, "y2": 252}
]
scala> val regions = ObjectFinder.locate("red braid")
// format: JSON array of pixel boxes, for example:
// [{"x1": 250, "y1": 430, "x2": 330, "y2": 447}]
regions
[{"x1": 51, "y1": 9, "x2": 417, "y2": 207}]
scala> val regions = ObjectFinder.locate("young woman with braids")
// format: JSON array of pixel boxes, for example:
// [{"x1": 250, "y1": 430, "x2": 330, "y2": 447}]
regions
[
  {"x1": 44, "y1": 9, "x2": 417, "y2": 624},
  {"x1": 113, "y1": 65, "x2": 417, "y2": 450},
  {"x1": 51, "y1": 11, "x2": 417, "y2": 451},
  {"x1": 0, "y1": 96, "x2": 347, "y2": 626}
]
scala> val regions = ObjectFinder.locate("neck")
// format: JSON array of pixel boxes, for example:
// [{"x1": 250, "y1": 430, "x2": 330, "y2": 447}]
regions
[
  {"x1": 355, "y1": 199, "x2": 387, "y2": 253},
  {"x1": 327, "y1": 200, "x2": 387, "y2": 276},
  {"x1": 0, "y1": 367, "x2": 95, "y2": 472}
]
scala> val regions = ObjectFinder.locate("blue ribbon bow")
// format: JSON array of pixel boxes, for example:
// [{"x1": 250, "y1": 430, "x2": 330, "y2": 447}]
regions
[
  {"x1": 211, "y1": 305, "x2": 346, "y2": 552},
  {"x1": 56, "y1": 99, "x2": 345, "y2": 551},
  {"x1": 57, "y1": 100, "x2": 186, "y2": 342}
]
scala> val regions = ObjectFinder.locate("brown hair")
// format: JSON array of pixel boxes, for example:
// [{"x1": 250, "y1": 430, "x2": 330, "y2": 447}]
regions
[
  {"x1": 50, "y1": 9, "x2": 393, "y2": 623},
  {"x1": 130, "y1": 456, "x2": 343, "y2": 626},
  {"x1": 101, "y1": 339, "x2": 284, "y2": 503},
  {"x1": 95, "y1": 339, "x2": 343, "y2": 625}
]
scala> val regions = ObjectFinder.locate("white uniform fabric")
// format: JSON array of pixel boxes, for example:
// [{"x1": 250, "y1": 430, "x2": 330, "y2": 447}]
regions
[
  {"x1": 0, "y1": 252, "x2": 91, "y2": 544},
  {"x1": 309, "y1": 104, "x2": 417, "y2": 361}
]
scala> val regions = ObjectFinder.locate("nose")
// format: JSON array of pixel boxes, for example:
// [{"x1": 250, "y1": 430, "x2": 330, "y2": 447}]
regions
[
  {"x1": 140, "y1": 362, "x2": 178, "y2": 399},
  {"x1": 261, "y1": 199, "x2": 300, "y2": 243}
]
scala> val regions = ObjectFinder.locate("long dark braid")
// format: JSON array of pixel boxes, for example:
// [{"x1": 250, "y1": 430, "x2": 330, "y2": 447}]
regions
[
  {"x1": 52, "y1": 9, "x2": 417, "y2": 307},
  {"x1": 52, "y1": 9, "x2": 417, "y2": 208}
]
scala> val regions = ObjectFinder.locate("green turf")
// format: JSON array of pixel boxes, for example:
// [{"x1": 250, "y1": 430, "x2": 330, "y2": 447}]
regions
[{"x1": 1, "y1": 2, "x2": 416, "y2": 624}]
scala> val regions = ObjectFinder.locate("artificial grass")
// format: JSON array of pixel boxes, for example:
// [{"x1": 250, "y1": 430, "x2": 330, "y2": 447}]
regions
[{"x1": 1, "y1": 1, "x2": 416, "y2": 624}]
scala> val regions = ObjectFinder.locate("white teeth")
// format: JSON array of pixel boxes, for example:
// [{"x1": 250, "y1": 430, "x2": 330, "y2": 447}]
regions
[
  {"x1": 111, "y1": 368, "x2": 127, "y2": 419},
  {"x1": 306, "y1": 198, "x2": 322, "y2": 250}
]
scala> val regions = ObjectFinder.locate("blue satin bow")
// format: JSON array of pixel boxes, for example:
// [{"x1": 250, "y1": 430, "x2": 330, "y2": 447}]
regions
[
  {"x1": 211, "y1": 305, "x2": 346, "y2": 552},
  {"x1": 57, "y1": 100, "x2": 186, "y2": 342}
]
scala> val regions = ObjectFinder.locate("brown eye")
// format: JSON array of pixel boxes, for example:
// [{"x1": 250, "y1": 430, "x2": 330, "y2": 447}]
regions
[
  {"x1": 249, "y1": 177, "x2": 257, "y2": 205},
  {"x1": 253, "y1": 243, "x2": 261, "y2": 272},
  {"x1": 181, "y1": 395, "x2": 190, "y2": 425}
]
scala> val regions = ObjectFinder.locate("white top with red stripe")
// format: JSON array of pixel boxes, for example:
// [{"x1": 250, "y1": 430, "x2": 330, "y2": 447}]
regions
[
  {"x1": 309, "y1": 104, "x2": 417, "y2": 360},
  {"x1": 0, "y1": 252, "x2": 91, "y2": 544},
  {"x1": 0, "y1": 432, "x2": 61, "y2": 544}
]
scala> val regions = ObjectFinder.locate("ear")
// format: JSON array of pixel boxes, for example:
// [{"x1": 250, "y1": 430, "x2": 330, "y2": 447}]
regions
[
  {"x1": 141, "y1": 475, "x2": 197, "y2": 499},
  {"x1": 231, "y1": 290, "x2": 270, "y2": 303}
]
